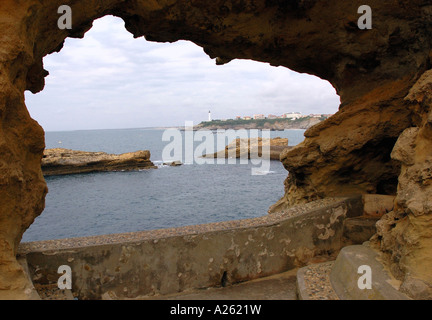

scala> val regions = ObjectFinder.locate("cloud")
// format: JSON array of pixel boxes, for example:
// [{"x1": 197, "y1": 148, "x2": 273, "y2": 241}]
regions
[{"x1": 25, "y1": 15, "x2": 340, "y2": 131}]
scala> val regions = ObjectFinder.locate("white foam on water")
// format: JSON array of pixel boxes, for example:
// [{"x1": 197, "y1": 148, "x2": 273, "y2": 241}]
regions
[{"x1": 253, "y1": 170, "x2": 276, "y2": 175}]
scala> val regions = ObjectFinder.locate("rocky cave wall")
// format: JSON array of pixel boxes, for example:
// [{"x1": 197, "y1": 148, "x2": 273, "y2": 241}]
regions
[{"x1": 0, "y1": 0, "x2": 431, "y2": 299}]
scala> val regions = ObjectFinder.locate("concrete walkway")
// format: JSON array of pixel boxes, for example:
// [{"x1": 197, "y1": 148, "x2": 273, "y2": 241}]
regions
[
  {"x1": 138, "y1": 269, "x2": 299, "y2": 300},
  {"x1": 146, "y1": 244, "x2": 412, "y2": 301}
]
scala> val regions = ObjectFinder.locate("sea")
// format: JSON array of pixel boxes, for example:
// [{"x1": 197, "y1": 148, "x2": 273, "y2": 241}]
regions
[{"x1": 21, "y1": 128, "x2": 306, "y2": 242}]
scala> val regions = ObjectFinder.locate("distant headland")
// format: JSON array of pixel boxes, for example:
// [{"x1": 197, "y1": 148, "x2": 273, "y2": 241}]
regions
[{"x1": 194, "y1": 113, "x2": 331, "y2": 131}]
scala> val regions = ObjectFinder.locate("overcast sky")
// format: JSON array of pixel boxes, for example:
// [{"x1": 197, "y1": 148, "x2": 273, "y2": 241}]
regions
[{"x1": 25, "y1": 15, "x2": 340, "y2": 132}]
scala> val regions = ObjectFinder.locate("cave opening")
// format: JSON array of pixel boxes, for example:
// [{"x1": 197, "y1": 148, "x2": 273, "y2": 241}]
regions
[{"x1": 22, "y1": 15, "x2": 340, "y2": 243}]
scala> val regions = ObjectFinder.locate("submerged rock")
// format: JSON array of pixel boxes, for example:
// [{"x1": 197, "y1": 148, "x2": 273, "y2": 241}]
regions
[
  {"x1": 42, "y1": 148, "x2": 156, "y2": 176},
  {"x1": 163, "y1": 160, "x2": 183, "y2": 166}
]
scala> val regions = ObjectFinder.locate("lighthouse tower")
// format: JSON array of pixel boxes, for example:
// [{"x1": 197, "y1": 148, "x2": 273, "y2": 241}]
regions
[{"x1": 208, "y1": 110, "x2": 212, "y2": 122}]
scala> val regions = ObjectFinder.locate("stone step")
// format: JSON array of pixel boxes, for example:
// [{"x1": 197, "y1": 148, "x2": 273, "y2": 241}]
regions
[
  {"x1": 342, "y1": 216, "x2": 379, "y2": 245},
  {"x1": 34, "y1": 283, "x2": 75, "y2": 300},
  {"x1": 297, "y1": 244, "x2": 412, "y2": 300},
  {"x1": 330, "y1": 244, "x2": 411, "y2": 300}
]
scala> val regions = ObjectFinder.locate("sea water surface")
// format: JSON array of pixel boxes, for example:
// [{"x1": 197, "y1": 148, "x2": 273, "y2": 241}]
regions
[{"x1": 22, "y1": 128, "x2": 305, "y2": 242}]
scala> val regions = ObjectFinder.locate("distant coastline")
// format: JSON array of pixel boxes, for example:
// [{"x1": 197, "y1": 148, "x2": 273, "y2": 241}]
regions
[
  {"x1": 42, "y1": 119, "x2": 326, "y2": 133},
  {"x1": 193, "y1": 116, "x2": 328, "y2": 131}
]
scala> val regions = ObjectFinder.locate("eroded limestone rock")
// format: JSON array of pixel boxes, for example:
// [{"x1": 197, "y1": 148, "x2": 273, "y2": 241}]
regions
[
  {"x1": 203, "y1": 137, "x2": 290, "y2": 160},
  {"x1": 370, "y1": 70, "x2": 432, "y2": 298},
  {"x1": 42, "y1": 148, "x2": 155, "y2": 176}
]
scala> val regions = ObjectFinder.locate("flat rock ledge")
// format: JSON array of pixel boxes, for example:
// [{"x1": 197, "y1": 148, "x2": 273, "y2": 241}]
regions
[
  {"x1": 41, "y1": 148, "x2": 156, "y2": 176},
  {"x1": 203, "y1": 137, "x2": 292, "y2": 161}
]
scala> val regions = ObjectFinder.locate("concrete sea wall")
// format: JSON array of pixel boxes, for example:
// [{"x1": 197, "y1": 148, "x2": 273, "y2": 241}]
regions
[{"x1": 18, "y1": 197, "x2": 363, "y2": 300}]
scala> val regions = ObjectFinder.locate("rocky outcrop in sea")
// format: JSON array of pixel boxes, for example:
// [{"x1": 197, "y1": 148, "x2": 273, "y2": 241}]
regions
[
  {"x1": 42, "y1": 148, "x2": 156, "y2": 176},
  {"x1": 203, "y1": 137, "x2": 291, "y2": 161}
]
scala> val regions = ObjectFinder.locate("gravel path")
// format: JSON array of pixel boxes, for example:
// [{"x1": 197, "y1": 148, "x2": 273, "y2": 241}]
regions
[{"x1": 299, "y1": 261, "x2": 339, "y2": 300}]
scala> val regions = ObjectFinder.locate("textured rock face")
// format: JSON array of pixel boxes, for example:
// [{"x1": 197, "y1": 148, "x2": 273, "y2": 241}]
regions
[
  {"x1": 42, "y1": 148, "x2": 155, "y2": 176},
  {"x1": 272, "y1": 85, "x2": 415, "y2": 209},
  {"x1": 0, "y1": 0, "x2": 431, "y2": 299},
  {"x1": 203, "y1": 137, "x2": 290, "y2": 160},
  {"x1": 371, "y1": 70, "x2": 432, "y2": 299}
]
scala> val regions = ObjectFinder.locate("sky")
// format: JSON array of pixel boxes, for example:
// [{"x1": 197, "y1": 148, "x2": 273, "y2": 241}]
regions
[{"x1": 25, "y1": 15, "x2": 341, "y2": 132}]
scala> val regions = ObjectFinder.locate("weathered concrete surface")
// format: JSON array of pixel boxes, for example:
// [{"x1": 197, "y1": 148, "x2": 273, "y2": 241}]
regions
[
  {"x1": 127, "y1": 268, "x2": 298, "y2": 300},
  {"x1": 18, "y1": 197, "x2": 361, "y2": 300},
  {"x1": 0, "y1": 0, "x2": 431, "y2": 299},
  {"x1": 330, "y1": 244, "x2": 411, "y2": 300},
  {"x1": 297, "y1": 246, "x2": 412, "y2": 300},
  {"x1": 42, "y1": 148, "x2": 156, "y2": 176}
]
